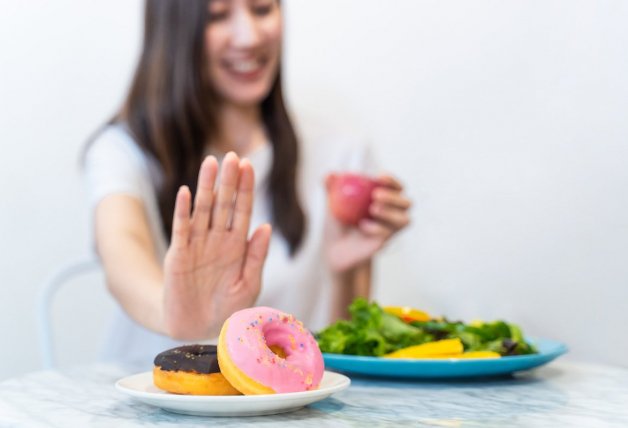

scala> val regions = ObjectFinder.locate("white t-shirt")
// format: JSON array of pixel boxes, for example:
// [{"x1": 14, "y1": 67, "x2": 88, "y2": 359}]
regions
[{"x1": 83, "y1": 122, "x2": 376, "y2": 366}]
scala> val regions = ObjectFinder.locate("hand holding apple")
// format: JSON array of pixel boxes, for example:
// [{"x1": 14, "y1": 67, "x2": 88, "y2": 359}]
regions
[{"x1": 325, "y1": 173, "x2": 412, "y2": 273}]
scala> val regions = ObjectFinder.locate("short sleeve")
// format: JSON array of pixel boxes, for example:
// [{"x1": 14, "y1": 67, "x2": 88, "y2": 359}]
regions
[
  {"x1": 316, "y1": 132, "x2": 380, "y2": 177},
  {"x1": 83, "y1": 126, "x2": 147, "y2": 209},
  {"x1": 296, "y1": 116, "x2": 383, "y2": 195},
  {"x1": 335, "y1": 137, "x2": 380, "y2": 176}
]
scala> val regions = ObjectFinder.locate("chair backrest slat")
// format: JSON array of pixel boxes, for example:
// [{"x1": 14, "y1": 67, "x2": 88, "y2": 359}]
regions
[{"x1": 37, "y1": 256, "x2": 101, "y2": 369}]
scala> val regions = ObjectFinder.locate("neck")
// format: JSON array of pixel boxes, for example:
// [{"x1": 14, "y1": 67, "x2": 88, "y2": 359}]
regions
[{"x1": 211, "y1": 103, "x2": 266, "y2": 156}]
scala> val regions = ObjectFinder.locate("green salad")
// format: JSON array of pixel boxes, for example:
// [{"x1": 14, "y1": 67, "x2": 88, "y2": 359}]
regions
[{"x1": 316, "y1": 298, "x2": 537, "y2": 357}]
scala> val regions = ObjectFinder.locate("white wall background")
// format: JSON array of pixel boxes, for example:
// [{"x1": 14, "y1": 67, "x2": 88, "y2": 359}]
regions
[{"x1": 1, "y1": 1, "x2": 627, "y2": 380}]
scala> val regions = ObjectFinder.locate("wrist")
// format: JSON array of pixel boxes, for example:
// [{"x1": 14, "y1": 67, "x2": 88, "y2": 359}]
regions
[
  {"x1": 329, "y1": 258, "x2": 370, "y2": 278},
  {"x1": 330, "y1": 260, "x2": 372, "y2": 321}
]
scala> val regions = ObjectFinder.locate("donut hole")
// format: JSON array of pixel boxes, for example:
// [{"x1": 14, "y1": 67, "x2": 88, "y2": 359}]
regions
[
  {"x1": 268, "y1": 344, "x2": 287, "y2": 359},
  {"x1": 264, "y1": 324, "x2": 295, "y2": 360}
]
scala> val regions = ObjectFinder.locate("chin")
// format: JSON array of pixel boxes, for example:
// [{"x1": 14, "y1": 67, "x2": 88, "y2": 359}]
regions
[
  {"x1": 223, "y1": 88, "x2": 273, "y2": 108},
  {"x1": 212, "y1": 70, "x2": 277, "y2": 108}
]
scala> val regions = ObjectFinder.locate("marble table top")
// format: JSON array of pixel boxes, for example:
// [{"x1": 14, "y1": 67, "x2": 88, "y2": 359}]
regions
[{"x1": 0, "y1": 361, "x2": 627, "y2": 427}]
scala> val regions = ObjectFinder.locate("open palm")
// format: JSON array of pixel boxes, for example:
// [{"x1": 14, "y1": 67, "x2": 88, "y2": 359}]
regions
[{"x1": 163, "y1": 153, "x2": 271, "y2": 340}]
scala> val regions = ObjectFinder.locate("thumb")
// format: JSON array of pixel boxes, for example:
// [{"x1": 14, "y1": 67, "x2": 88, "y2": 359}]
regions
[
  {"x1": 324, "y1": 173, "x2": 337, "y2": 191},
  {"x1": 242, "y1": 223, "x2": 272, "y2": 287}
]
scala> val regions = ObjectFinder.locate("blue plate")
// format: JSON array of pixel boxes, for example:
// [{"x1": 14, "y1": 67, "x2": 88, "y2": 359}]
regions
[{"x1": 322, "y1": 338, "x2": 567, "y2": 379}]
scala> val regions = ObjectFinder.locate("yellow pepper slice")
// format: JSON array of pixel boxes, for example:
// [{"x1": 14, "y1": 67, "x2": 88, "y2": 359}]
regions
[
  {"x1": 383, "y1": 306, "x2": 431, "y2": 323},
  {"x1": 469, "y1": 319, "x2": 484, "y2": 327},
  {"x1": 383, "y1": 339, "x2": 463, "y2": 358}
]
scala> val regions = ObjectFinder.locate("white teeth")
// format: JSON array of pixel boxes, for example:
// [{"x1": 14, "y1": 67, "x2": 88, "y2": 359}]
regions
[{"x1": 231, "y1": 60, "x2": 259, "y2": 73}]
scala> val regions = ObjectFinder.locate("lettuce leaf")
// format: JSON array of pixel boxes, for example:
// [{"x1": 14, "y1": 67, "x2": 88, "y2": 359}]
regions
[
  {"x1": 317, "y1": 298, "x2": 427, "y2": 356},
  {"x1": 316, "y1": 298, "x2": 538, "y2": 357}
]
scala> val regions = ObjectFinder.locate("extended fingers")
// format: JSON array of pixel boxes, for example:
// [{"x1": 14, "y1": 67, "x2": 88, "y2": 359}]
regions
[
  {"x1": 212, "y1": 152, "x2": 240, "y2": 231},
  {"x1": 231, "y1": 159, "x2": 255, "y2": 235},
  {"x1": 191, "y1": 156, "x2": 218, "y2": 239},
  {"x1": 171, "y1": 186, "x2": 191, "y2": 249},
  {"x1": 242, "y1": 223, "x2": 272, "y2": 290}
]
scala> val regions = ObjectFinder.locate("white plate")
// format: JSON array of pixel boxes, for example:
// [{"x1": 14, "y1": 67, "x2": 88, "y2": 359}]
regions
[{"x1": 115, "y1": 370, "x2": 350, "y2": 417}]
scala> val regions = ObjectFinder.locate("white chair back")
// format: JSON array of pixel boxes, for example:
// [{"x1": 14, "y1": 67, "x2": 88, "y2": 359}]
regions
[{"x1": 37, "y1": 256, "x2": 113, "y2": 369}]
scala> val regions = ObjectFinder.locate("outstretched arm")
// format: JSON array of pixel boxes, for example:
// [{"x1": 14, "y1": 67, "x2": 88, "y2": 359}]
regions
[
  {"x1": 95, "y1": 194, "x2": 166, "y2": 334},
  {"x1": 95, "y1": 152, "x2": 271, "y2": 340}
]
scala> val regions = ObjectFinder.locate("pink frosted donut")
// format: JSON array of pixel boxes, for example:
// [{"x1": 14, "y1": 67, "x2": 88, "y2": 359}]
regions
[{"x1": 217, "y1": 307, "x2": 324, "y2": 394}]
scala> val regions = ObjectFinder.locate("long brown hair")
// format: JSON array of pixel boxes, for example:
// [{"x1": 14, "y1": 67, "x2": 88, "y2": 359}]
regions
[{"x1": 106, "y1": 0, "x2": 305, "y2": 254}]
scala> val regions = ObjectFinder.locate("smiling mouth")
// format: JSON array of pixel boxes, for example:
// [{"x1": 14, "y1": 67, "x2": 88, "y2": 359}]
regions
[{"x1": 223, "y1": 57, "x2": 268, "y2": 78}]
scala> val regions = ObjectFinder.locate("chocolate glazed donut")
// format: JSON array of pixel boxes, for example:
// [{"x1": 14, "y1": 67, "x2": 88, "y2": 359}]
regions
[
  {"x1": 153, "y1": 345, "x2": 241, "y2": 395},
  {"x1": 154, "y1": 345, "x2": 221, "y2": 373}
]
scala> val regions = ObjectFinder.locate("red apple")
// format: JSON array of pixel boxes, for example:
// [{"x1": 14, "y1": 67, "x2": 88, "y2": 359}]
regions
[{"x1": 328, "y1": 173, "x2": 379, "y2": 225}]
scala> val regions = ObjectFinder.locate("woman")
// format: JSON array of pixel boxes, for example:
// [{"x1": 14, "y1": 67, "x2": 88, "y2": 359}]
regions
[{"x1": 84, "y1": 0, "x2": 411, "y2": 364}]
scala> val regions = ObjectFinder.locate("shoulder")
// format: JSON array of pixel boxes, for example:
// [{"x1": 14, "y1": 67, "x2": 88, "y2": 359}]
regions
[
  {"x1": 294, "y1": 114, "x2": 378, "y2": 174},
  {"x1": 84, "y1": 124, "x2": 146, "y2": 169},
  {"x1": 83, "y1": 124, "x2": 158, "y2": 207}
]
